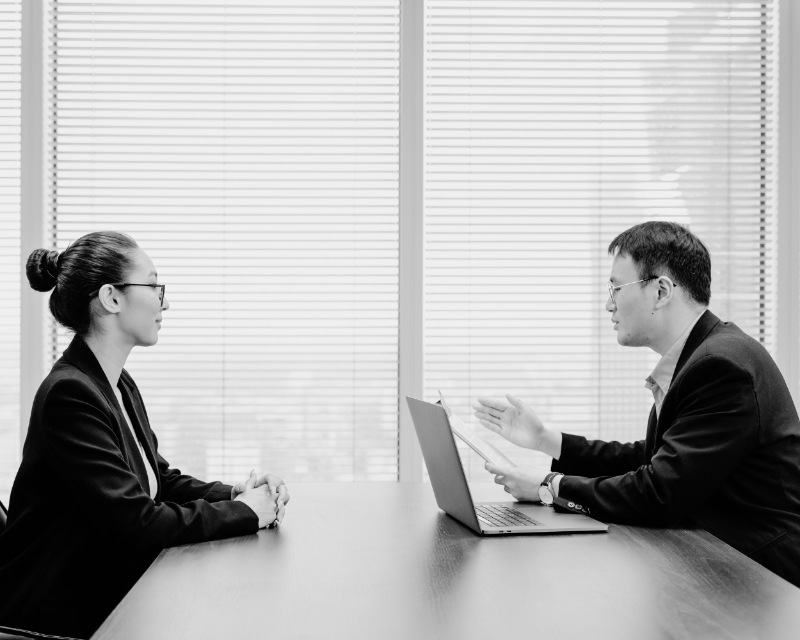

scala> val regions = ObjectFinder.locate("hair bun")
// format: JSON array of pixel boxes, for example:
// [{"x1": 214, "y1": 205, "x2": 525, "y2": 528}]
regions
[{"x1": 26, "y1": 248, "x2": 60, "y2": 292}]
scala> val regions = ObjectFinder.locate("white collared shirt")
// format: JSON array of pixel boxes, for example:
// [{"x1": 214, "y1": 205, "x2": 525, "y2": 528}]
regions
[{"x1": 644, "y1": 311, "x2": 706, "y2": 418}]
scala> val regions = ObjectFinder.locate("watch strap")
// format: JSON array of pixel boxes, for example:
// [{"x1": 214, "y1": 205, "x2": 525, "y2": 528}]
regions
[{"x1": 541, "y1": 472, "x2": 558, "y2": 488}]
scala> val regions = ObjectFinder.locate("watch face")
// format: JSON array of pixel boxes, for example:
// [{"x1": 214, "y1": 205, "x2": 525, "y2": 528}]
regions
[{"x1": 538, "y1": 486, "x2": 554, "y2": 505}]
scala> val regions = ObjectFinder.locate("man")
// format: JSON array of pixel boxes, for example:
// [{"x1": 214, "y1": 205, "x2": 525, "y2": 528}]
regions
[{"x1": 474, "y1": 221, "x2": 800, "y2": 587}]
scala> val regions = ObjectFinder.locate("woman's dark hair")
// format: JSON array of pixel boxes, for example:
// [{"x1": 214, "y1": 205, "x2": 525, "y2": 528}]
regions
[
  {"x1": 26, "y1": 231, "x2": 139, "y2": 335},
  {"x1": 607, "y1": 221, "x2": 711, "y2": 306}
]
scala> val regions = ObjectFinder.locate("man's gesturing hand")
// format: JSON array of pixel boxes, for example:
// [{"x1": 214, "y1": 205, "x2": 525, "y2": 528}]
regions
[
  {"x1": 485, "y1": 462, "x2": 548, "y2": 502},
  {"x1": 473, "y1": 395, "x2": 546, "y2": 451}
]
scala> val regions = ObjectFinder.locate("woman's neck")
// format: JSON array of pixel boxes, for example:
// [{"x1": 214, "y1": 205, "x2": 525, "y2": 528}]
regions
[{"x1": 83, "y1": 332, "x2": 133, "y2": 389}]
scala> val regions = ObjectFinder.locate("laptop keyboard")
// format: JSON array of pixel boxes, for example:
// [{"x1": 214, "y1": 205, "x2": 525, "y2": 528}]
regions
[{"x1": 475, "y1": 504, "x2": 543, "y2": 528}]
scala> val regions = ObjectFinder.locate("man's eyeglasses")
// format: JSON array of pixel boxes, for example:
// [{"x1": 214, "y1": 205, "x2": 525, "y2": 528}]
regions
[
  {"x1": 91, "y1": 283, "x2": 166, "y2": 305},
  {"x1": 607, "y1": 277, "x2": 656, "y2": 303}
]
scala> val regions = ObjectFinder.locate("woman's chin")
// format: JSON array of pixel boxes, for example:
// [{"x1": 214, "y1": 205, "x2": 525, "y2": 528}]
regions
[{"x1": 137, "y1": 334, "x2": 159, "y2": 348}]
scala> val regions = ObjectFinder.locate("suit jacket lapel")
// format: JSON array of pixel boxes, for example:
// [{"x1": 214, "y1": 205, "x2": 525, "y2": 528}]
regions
[
  {"x1": 644, "y1": 404, "x2": 658, "y2": 454},
  {"x1": 61, "y1": 335, "x2": 155, "y2": 497},
  {"x1": 672, "y1": 309, "x2": 721, "y2": 380},
  {"x1": 650, "y1": 309, "x2": 722, "y2": 453}
]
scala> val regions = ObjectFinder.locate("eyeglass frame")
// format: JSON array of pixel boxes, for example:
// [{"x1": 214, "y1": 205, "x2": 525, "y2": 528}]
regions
[
  {"x1": 607, "y1": 276, "x2": 677, "y2": 303},
  {"x1": 90, "y1": 283, "x2": 166, "y2": 305}
]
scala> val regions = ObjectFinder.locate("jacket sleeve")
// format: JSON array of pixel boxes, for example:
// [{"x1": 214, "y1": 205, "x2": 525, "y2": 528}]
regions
[
  {"x1": 42, "y1": 377, "x2": 259, "y2": 555},
  {"x1": 556, "y1": 354, "x2": 759, "y2": 525},
  {"x1": 551, "y1": 431, "x2": 648, "y2": 478}
]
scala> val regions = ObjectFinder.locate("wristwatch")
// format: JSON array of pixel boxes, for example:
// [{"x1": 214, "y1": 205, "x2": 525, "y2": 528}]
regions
[{"x1": 538, "y1": 472, "x2": 561, "y2": 505}]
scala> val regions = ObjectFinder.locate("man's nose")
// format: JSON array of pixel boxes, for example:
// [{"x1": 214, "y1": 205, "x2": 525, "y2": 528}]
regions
[{"x1": 605, "y1": 295, "x2": 615, "y2": 312}]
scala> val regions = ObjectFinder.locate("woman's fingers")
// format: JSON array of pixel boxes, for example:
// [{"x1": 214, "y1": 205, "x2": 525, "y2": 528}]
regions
[
  {"x1": 232, "y1": 469, "x2": 257, "y2": 499},
  {"x1": 230, "y1": 482, "x2": 246, "y2": 500}
]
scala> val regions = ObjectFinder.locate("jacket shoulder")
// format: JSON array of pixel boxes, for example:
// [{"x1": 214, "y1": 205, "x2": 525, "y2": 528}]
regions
[
  {"x1": 697, "y1": 321, "x2": 773, "y2": 365},
  {"x1": 34, "y1": 360, "x2": 112, "y2": 415}
]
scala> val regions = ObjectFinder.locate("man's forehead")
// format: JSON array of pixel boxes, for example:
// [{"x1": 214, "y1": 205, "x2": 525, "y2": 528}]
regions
[{"x1": 609, "y1": 252, "x2": 639, "y2": 282}]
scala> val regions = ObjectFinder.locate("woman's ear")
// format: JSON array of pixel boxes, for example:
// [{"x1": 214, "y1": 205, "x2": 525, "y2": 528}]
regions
[{"x1": 95, "y1": 284, "x2": 123, "y2": 315}]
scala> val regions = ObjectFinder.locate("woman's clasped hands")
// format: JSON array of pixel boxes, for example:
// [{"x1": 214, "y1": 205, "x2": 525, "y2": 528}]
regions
[{"x1": 232, "y1": 470, "x2": 290, "y2": 529}]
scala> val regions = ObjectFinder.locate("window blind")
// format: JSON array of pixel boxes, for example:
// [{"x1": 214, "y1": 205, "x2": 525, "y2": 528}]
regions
[
  {"x1": 424, "y1": 0, "x2": 777, "y2": 480},
  {"x1": 48, "y1": 0, "x2": 400, "y2": 482},
  {"x1": 0, "y1": 0, "x2": 20, "y2": 505}
]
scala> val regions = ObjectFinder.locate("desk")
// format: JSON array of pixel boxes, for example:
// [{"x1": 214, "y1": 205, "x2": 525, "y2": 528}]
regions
[{"x1": 93, "y1": 483, "x2": 800, "y2": 640}]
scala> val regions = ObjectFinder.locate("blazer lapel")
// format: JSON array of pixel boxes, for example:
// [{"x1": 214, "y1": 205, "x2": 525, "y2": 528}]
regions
[
  {"x1": 61, "y1": 335, "x2": 155, "y2": 497},
  {"x1": 672, "y1": 309, "x2": 721, "y2": 381},
  {"x1": 650, "y1": 309, "x2": 722, "y2": 450},
  {"x1": 644, "y1": 404, "x2": 658, "y2": 455}
]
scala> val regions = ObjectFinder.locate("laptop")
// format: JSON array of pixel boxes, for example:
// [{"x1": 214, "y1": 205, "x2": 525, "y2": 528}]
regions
[{"x1": 406, "y1": 396, "x2": 608, "y2": 535}]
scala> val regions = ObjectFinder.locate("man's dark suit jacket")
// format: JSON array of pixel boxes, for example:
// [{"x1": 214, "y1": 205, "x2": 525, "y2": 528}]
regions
[
  {"x1": 553, "y1": 310, "x2": 800, "y2": 587},
  {"x1": 0, "y1": 336, "x2": 259, "y2": 638}
]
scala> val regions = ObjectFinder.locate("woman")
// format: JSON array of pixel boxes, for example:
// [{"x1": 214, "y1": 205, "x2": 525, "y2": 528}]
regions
[{"x1": 0, "y1": 232, "x2": 289, "y2": 638}]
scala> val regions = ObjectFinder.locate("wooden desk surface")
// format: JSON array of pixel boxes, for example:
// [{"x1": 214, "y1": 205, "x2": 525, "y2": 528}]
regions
[{"x1": 93, "y1": 483, "x2": 800, "y2": 640}]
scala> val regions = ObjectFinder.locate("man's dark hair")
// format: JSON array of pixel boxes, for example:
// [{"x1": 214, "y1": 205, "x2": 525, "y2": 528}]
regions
[{"x1": 608, "y1": 221, "x2": 711, "y2": 306}]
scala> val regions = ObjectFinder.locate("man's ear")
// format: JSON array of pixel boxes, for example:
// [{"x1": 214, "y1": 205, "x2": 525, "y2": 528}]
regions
[
  {"x1": 654, "y1": 276, "x2": 676, "y2": 310},
  {"x1": 95, "y1": 284, "x2": 123, "y2": 315}
]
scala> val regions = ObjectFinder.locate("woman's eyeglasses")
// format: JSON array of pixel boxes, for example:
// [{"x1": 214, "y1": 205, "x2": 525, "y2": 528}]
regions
[{"x1": 91, "y1": 283, "x2": 166, "y2": 304}]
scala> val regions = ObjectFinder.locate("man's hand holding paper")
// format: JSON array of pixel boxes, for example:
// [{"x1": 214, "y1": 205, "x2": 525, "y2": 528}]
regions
[
  {"x1": 472, "y1": 394, "x2": 565, "y2": 501},
  {"x1": 484, "y1": 462, "x2": 549, "y2": 502}
]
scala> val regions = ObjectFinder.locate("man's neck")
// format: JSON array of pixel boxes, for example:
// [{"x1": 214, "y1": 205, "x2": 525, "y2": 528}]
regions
[
  {"x1": 83, "y1": 332, "x2": 133, "y2": 389},
  {"x1": 651, "y1": 307, "x2": 707, "y2": 356}
]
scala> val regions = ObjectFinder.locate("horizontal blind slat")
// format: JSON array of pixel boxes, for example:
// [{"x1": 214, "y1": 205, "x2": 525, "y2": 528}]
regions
[{"x1": 0, "y1": 0, "x2": 20, "y2": 506}]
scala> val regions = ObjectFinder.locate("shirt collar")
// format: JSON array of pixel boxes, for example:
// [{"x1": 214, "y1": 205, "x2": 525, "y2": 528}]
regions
[{"x1": 645, "y1": 311, "x2": 706, "y2": 396}]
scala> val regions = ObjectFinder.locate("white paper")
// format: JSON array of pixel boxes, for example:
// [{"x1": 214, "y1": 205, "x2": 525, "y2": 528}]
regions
[{"x1": 438, "y1": 391, "x2": 516, "y2": 468}]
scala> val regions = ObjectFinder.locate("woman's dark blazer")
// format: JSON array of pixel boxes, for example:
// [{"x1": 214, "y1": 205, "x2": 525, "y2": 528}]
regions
[{"x1": 0, "y1": 336, "x2": 259, "y2": 638}]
